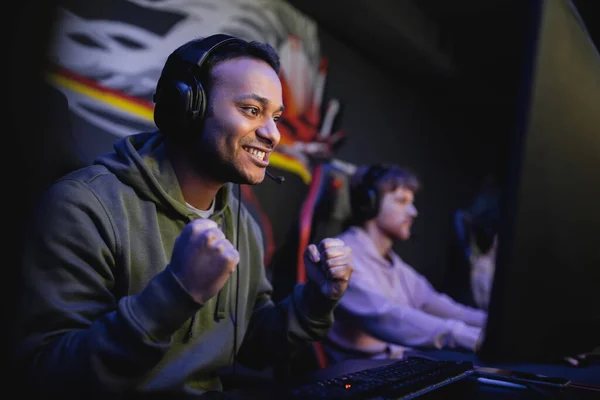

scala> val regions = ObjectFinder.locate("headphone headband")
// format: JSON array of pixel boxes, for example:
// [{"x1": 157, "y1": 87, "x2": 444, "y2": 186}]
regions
[
  {"x1": 175, "y1": 34, "x2": 243, "y2": 68},
  {"x1": 361, "y1": 164, "x2": 388, "y2": 191}
]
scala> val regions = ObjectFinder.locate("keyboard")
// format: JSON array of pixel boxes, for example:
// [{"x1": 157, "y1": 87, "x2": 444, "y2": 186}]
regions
[{"x1": 290, "y1": 356, "x2": 473, "y2": 399}]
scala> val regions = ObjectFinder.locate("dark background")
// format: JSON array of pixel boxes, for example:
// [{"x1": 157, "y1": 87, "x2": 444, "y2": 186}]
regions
[{"x1": 5, "y1": 0, "x2": 600, "y2": 390}]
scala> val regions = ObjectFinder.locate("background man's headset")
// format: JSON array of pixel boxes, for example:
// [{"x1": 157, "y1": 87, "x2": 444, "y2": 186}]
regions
[{"x1": 350, "y1": 164, "x2": 390, "y2": 223}]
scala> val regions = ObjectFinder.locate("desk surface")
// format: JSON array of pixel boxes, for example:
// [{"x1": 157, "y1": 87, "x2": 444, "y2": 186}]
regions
[
  {"x1": 220, "y1": 349, "x2": 600, "y2": 400},
  {"x1": 414, "y1": 348, "x2": 600, "y2": 387}
]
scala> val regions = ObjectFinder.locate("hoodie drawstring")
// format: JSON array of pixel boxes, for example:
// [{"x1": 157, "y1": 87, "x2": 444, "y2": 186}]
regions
[{"x1": 185, "y1": 315, "x2": 195, "y2": 342}]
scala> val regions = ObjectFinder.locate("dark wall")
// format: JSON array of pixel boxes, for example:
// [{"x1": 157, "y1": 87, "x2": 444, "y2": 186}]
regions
[
  {"x1": 7, "y1": 0, "x2": 68, "y2": 390},
  {"x1": 302, "y1": 2, "x2": 538, "y2": 290},
  {"x1": 314, "y1": 28, "x2": 478, "y2": 288}
]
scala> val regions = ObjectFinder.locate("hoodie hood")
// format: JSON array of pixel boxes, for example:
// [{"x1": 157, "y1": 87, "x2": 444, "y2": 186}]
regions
[{"x1": 93, "y1": 131, "x2": 232, "y2": 221}]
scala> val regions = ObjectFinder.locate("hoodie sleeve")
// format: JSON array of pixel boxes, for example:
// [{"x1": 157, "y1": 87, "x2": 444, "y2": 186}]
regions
[
  {"x1": 12, "y1": 179, "x2": 201, "y2": 399},
  {"x1": 235, "y1": 217, "x2": 338, "y2": 370},
  {"x1": 416, "y1": 270, "x2": 488, "y2": 328},
  {"x1": 336, "y1": 267, "x2": 482, "y2": 352}
]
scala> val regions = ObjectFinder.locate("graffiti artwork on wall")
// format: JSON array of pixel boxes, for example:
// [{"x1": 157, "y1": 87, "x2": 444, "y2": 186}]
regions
[
  {"x1": 47, "y1": 0, "x2": 344, "y2": 183},
  {"x1": 46, "y1": 0, "x2": 345, "y2": 266}
]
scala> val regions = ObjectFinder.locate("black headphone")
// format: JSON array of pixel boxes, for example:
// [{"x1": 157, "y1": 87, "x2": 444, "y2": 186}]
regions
[
  {"x1": 152, "y1": 33, "x2": 248, "y2": 139},
  {"x1": 351, "y1": 164, "x2": 390, "y2": 222}
]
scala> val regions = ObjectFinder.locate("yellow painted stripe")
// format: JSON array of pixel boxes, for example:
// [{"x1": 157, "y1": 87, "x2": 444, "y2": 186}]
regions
[
  {"x1": 47, "y1": 73, "x2": 154, "y2": 121},
  {"x1": 270, "y1": 153, "x2": 312, "y2": 184},
  {"x1": 48, "y1": 71, "x2": 313, "y2": 184}
]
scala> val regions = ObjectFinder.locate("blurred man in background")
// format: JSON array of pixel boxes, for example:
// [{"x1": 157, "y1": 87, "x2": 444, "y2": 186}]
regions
[{"x1": 323, "y1": 163, "x2": 486, "y2": 363}]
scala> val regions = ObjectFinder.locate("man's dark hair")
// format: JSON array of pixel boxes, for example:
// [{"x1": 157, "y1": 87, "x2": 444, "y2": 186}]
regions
[{"x1": 197, "y1": 39, "x2": 280, "y2": 94}]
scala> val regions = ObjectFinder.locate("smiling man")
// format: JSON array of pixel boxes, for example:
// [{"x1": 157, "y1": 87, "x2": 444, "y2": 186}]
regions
[
  {"x1": 12, "y1": 34, "x2": 353, "y2": 399},
  {"x1": 323, "y1": 164, "x2": 487, "y2": 363}
]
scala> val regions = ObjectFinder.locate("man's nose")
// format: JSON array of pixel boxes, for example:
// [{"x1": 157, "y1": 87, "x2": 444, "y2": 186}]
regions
[
  {"x1": 409, "y1": 204, "x2": 418, "y2": 217},
  {"x1": 256, "y1": 118, "x2": 280, "y2": 147}
]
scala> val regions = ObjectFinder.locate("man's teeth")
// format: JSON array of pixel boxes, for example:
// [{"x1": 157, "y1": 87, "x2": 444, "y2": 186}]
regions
[{"x1": 245, "y1": 147, "x2": 265, "y2": 160}]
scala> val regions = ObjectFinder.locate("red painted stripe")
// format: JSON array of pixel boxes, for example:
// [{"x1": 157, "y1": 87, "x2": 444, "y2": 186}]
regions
[{"x1": 297, "y1": 164, "x2": 323, "y2": 284}]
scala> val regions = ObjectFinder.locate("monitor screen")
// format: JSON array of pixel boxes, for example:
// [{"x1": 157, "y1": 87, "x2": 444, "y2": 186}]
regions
[{"x1": 479, "y1": 0, "x2": 600, "y2": 363}]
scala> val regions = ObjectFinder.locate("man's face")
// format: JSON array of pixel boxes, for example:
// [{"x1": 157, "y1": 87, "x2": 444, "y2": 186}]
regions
[
  {"x1": 194, "y1": 57, "x2": 284, "y2": 184},
  {"x1": 375, "y1": 187, "x2": 418, "y2": 240}
]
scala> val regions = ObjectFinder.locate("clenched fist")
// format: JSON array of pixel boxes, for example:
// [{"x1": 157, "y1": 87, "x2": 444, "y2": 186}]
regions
[
  {"x1": 169, "y1": 218, "x2": 240, "y2": 304},
  {"x1": 304, "y1": 238, "x2": 354, "y2": 300}
]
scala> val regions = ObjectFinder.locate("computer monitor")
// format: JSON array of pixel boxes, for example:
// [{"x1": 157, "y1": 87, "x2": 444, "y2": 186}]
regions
[{"x1": 478, "y1": 0, "x2": 600, "y2": 363}]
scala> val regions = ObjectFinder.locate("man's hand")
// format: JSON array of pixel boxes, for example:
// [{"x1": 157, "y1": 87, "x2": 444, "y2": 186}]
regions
[
  {"x1": 304, "y1": 238, "x2": 353, "y2": 300},
  {"x1": 169, "y1": 219, "x2": 240, "y2": 304}
]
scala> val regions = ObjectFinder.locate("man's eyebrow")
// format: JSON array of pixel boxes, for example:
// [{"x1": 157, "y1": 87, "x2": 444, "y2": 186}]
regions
[{"x1": 234, "y1": 93, "x2": 285, "y2": 112}]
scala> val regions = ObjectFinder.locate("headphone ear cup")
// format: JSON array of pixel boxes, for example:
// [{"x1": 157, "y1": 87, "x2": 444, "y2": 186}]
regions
[
  {"x1": 154, "y1": 78, "x2": 199, "y2": 138},
  {"x1": 154, "y1": 34, "x2": 245, "y2": 140},
  {"x1": 351, "y1": 185, "x2": 378, "y2": 222},
  {"x1": 350, "y1": 165, "x2": 387, "y2": 223},
  {"x1": 364, "y1": 187, "x2": 379, "y2": 220},
  {"x1": 190, "y1": 81, "x2": 206, "y2": 130}
]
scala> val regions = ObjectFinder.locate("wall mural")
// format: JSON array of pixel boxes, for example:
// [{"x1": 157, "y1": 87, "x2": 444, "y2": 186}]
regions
[{"x1": 46, "y1": 0, "x2": 347, "y2": 269}]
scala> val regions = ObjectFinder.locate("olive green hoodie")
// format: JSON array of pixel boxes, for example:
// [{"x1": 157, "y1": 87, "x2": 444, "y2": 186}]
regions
[{"x1": 14, "y1": 131, "x2": 337, "y2": 399}]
